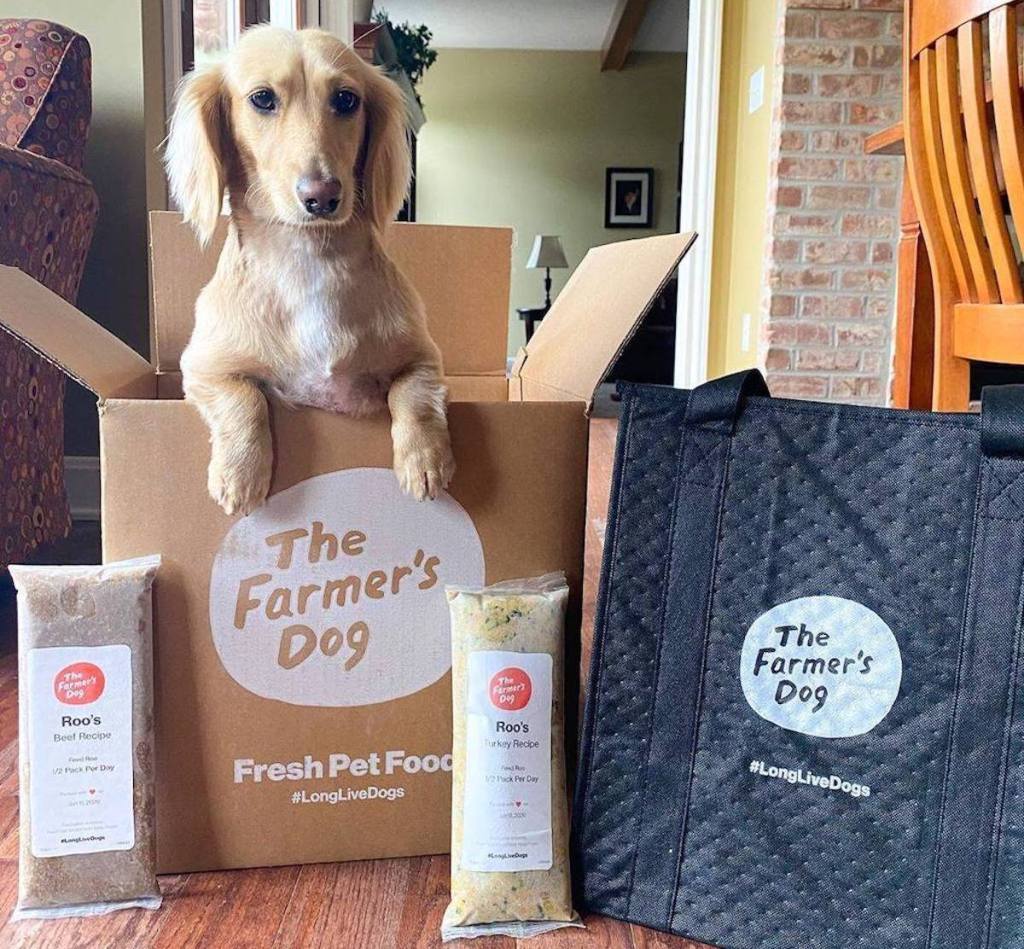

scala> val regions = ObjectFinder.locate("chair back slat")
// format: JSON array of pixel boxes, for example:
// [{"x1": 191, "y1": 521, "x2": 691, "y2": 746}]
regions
[
  {"x1": 919, "y1": 47, "x2": 977, "y2": 300},
  {"x1": 911, "y1": 0, "x2": 1009, "y2": 57},
  {"x1": 958, "y1": 20, "x2": 1023, "y2": 301},
  {"x1": 990, "y1": 5, "x2": 1024, "y2": 265},
  {"x1": 936, "y1": 34, "x2": 1000, "y2": 301},
  {"x1": 908, "y1": 0, "x2": 1024, "y2": 306},
  {"x1": 905, "y1": 0, "x2": 1024, "y2": 410}
]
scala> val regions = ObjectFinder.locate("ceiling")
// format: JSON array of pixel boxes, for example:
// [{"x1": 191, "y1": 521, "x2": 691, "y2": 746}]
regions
[{"x1": 369, "y1": 0, "x2": 688, "y2": 53}]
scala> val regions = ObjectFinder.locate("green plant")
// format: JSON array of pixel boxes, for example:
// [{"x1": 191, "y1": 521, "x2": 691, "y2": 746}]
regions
[{"x1": 373, "y1": 10, "x2": 437, "y2": 100}]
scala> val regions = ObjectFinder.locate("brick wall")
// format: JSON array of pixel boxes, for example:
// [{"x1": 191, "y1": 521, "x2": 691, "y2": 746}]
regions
[{"x1": 761, "y1": 0, "x2": 903, "y2": 403}]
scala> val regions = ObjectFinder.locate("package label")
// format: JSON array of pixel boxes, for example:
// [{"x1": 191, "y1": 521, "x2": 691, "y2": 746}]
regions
[
  {"x1": 740, "y1": 595, "x2": 902, "y2": 738},
  {"x1": 27, "y1": 644, "x2": 135, "y2": 857},
  {"x1": 462, "y1": 650, "x2": 552, "y2": 871},
  {"x1": 209, "y1": 468, "x2": 485, "y2": 707}
]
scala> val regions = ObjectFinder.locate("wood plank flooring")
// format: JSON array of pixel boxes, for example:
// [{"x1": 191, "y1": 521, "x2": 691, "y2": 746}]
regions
[{"x1": 0, "y1": 419, "x2": 707, "y2": 949}]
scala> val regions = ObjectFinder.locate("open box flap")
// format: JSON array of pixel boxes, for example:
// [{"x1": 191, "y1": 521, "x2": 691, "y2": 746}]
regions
[
  {"x1": 150, "y1": 212, "x2": 512, "y2": 377},
  {"x1": 0, "y1": 265, "x2": 155, "y2": 399},
  {"x1": 149, "y1": 212, "x2": 221, "y2": 373},
  {"x1": 383, "y1": 222, "x2": 512, "y2": 377},
  {"x1": 511, "y1": 232, "x2": 696, "y2": 409}
]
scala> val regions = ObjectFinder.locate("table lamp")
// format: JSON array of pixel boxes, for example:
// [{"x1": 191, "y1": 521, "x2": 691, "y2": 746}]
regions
[{"x1": 526, "y1": 235, "x2": 569, "y2": 308}]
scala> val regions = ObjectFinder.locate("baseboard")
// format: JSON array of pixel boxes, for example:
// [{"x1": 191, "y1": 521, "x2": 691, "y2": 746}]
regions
[{"x1": 65, "y1": 454, "x2": 100, "y2": 521}]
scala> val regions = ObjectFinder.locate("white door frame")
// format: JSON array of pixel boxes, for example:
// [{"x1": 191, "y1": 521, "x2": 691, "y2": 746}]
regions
[
  {"x1": 674, "y1": 0, "x2": 725, "y2": 389},
  {"x1": 161, "y1": 0, "x2": 185, "y2": 118},
  {"x1": 317, "y1": 0, "x2": 354, "y2": 39},
  {"x1": 162, "y1": 1, "x2": 353, "y2": 115}
]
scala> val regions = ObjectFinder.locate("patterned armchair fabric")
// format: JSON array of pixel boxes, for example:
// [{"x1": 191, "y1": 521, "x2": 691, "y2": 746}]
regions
[{"x1": 0, "y1": 19, "x2": 98, "y2": 565}]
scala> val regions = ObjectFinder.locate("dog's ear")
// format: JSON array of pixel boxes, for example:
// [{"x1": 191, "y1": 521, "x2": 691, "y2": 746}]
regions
[
  {"x1": 165, "y1": 65, "x2": 229, "y2": 246},
  {"x1": 361, "y1": 69, "x2": 411, "y2": 232}
]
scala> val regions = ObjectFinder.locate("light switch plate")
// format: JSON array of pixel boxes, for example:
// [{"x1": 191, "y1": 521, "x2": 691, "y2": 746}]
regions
[
  {"x1": 748, "y1": 66, "x2": 765, "y2": 114},
  {"x1": 741, "y1": 313, "x2": 753, "y2": 352}
]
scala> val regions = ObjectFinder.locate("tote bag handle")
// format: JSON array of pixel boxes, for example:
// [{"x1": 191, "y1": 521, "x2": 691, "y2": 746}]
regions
[
  {"x1": 685, "y1": 377, "x2": 1024, "y2": 455},
  {"x1": 683, "y1": 368, "x2": 770, "y2": 434},
  {"x1": 981, "y1": 384, "x2": 1024, "y2": 457},
  {"x1": 929, "y1": 383, "x2": 1024, "y2": 948}
]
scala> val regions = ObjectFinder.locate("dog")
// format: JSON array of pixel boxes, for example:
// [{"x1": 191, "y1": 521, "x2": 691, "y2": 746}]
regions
[{"x1": 165, "y1": 25, "x2": 454, "y2": 516}]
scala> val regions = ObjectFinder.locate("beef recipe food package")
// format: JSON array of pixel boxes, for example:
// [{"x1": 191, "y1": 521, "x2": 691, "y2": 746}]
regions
[
  {"x1": 10, "y1": 556, "x2": 162, "y2": 920},
  {"x1": 441, "y1": 573, "x2": 581, "y2": 941}
]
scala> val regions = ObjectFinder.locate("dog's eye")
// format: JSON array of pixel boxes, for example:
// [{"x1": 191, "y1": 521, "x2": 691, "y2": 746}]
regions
[
  {"x1": 249, "y1": 89, "x2": 277, "y2": 113},
  {"x1": 331, "y1": 89, "x2": 360, "y2": 116}
]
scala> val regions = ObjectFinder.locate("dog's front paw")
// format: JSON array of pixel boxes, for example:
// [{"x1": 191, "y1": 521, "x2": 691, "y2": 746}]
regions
[
  {"x1": 393, "y1": 428, "x2": 455, "y2": 501},
  {"x1": 208, "y1": 439, "x2": 272, "y2": 516}
]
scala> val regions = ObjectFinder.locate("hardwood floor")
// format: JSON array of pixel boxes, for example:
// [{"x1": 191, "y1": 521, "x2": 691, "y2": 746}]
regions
[{"x1": 0, "y1": 419, "x2": 707, "y2": 949}]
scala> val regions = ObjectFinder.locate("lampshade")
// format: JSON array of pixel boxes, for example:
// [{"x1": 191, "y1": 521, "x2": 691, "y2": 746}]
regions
[{"x1": 526, "y1": 235, "x2": 568, "y2": 270}]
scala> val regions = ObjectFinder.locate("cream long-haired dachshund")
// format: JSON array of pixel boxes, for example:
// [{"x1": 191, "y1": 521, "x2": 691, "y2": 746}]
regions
[{"x1": 165, "y1": 25, "x2": 453, "y2": 515}]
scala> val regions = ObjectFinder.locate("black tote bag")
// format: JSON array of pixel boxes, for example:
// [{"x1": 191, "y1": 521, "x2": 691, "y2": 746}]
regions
[{"x1": 572, "y1": 370, "x2": 1024, "y2": 949}]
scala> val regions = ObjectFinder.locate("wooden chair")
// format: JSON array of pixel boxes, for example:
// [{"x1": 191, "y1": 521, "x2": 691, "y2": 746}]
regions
[{"x1": 904, "y1": 0, "x2": 1024, "y2": 410}]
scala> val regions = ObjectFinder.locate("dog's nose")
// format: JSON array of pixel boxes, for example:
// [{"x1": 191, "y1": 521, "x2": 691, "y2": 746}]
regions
[{"x1": 297, "y1": 176, "x2": 341, "y2": 217}]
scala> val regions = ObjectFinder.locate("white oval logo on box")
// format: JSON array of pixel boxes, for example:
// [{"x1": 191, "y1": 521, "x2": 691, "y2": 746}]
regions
[
  {"x1": 739, "y1": 595, "x2": 902, "y2": 738},
  {"x1": 209, "y1": 469, "x2": 485, "y2": 707}
]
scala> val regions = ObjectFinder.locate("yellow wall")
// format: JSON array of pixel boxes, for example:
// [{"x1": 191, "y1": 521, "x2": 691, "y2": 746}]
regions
[
  {"x1": 416, "y1": 49, "x2": 685, "y2": 355},
  {"x1": 708, "y1": 0, "x2": 777, "y2": 377},
  {"x1": 1, "y1": 0, "x2": 165, "y2": 452}
]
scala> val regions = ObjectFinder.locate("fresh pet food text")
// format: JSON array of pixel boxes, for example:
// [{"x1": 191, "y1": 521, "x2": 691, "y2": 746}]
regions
[{"x1": 233, "y1": 750, "x2": 453, "y2": 783}]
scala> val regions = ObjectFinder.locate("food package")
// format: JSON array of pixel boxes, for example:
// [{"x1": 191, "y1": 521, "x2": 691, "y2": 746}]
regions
[
  {"x1": 10, "y1": 556, "x2": 162, "y2": 919},
  {"x1": 441, "y1": 572, "x2": 582, "y2": 940}
]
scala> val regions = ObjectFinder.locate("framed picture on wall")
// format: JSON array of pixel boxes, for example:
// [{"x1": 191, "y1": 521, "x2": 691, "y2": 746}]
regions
[{"x1": 605, "y1": 167, "x2": 654, "y2": 228}]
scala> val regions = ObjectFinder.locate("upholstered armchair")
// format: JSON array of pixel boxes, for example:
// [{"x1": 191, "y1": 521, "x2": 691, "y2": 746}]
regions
[{"x1": 0, "y1": 19, "x2": 98, "y2": 564}]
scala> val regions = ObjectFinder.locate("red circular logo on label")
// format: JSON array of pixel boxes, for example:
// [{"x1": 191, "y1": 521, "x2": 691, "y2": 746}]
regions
[
  {"x1": 53, "y1": 663, "x2": 105, "y2": 705},
  {"x1": 489, "y1": 667, "x2": 532, "y2": 711}
]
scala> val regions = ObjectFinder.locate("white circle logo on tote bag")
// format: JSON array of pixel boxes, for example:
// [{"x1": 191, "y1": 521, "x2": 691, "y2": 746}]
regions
[
  {"x1": 209, "y1": 468, "x2": 485, "y2": 707},
  {"x1": 739, "y1": 595, "x2": 902, "y2": 738}
]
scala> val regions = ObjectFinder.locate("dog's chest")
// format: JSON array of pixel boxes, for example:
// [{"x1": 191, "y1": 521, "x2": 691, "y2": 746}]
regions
[
  {"x1": 290, "y1": 286, "x2": 344, "y2": 365},
  {"x1": 274, "y1": 270, "x2": 391, "y2": 417}
]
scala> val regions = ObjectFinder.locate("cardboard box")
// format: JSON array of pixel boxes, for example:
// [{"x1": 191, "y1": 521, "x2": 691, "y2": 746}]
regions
[{"x1": 0, "y1": 212, "x2": 693, "y2": 872}]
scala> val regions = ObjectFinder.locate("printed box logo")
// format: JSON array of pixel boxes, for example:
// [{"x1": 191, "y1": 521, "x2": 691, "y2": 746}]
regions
[
  {"x1": 740, "y1": 595, "x2": 902, "y2": 738},
  {"x1": 53, "y1": 662, "x2": 106, "y2": 705},
  {"x1": 209, "y1": 468, "x2": 485, "y2": 707}
]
